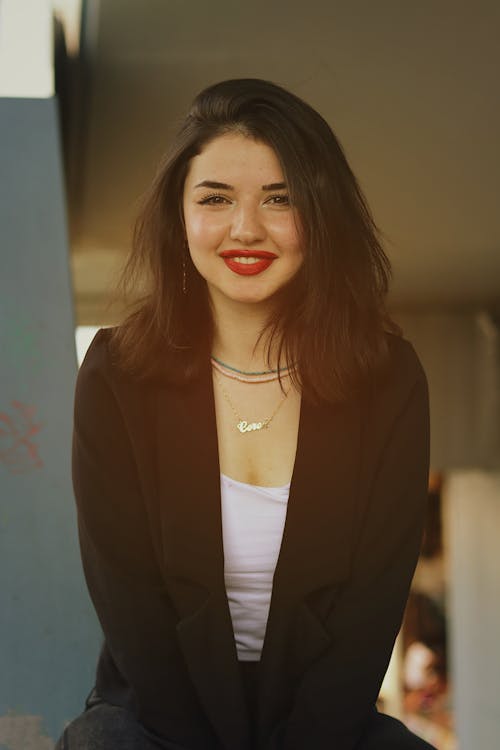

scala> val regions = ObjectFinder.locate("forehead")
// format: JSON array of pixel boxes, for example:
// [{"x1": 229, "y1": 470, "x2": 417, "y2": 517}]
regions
[{"x1": 184, "y1": 133, "x2": 284, "y2": 186}]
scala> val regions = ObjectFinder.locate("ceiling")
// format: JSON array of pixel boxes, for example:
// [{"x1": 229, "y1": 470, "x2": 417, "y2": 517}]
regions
[{"x1": 66, "y1": 0, "x2": 500, "y2": 324}]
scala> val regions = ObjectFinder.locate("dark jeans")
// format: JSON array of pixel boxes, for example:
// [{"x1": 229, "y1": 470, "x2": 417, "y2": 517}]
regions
[{"x1": 55, "y1": 662, "x2": 437, "y2": 749}]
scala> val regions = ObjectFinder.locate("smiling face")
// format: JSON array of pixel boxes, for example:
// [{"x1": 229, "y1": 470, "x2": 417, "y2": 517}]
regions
[{"x1": 182, "y1": 132, "x2": 303, "y2": 312}]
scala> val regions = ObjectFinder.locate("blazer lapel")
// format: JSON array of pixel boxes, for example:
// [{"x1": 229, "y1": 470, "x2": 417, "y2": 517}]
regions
[
  {"x1": 151, "y1": 366, "x2": 361, "y2": 750},
  {"x1": 154, "y1": 365, "x2": 251, "y2": 750},
  {"x1": 257, "y1": 393, "x2": 362, "y2": 744}
]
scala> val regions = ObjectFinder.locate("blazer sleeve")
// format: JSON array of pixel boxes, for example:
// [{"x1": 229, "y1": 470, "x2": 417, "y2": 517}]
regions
[
  {"x1": 275, "y1": 351, "x2": 430, "y2": 750},
  {"x1": 72, "y1": 330, "x2": 214, "y2": 746}
]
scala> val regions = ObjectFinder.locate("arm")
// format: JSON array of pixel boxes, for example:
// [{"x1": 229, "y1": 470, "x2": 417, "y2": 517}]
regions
[
  {"x1": 73, "y1": 331, "x2": 215, "y2": 748},
  {"x1": 273, "y1": 362, "x2": 430, "y2": 749}
]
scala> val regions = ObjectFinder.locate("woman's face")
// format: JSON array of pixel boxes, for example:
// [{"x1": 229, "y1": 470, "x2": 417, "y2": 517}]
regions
[{"x1": 182, "y1": 133, "x2": 303, "y2": 309}]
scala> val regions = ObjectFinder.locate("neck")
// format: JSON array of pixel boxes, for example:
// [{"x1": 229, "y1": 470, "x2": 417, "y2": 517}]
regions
[{"x1": 210, "y1": 294, "x2": 281, "y2": 372}]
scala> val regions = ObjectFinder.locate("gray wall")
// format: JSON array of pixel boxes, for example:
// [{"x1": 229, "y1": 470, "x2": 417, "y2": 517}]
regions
[{"x1": 0, "y1": 96, "x2": 101, "y2": 748}]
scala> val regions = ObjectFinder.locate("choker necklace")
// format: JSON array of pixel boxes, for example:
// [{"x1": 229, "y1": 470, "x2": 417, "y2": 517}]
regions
[
  {"x1": 210, "y1": 356, "x2": 292, "y2": 384},
  {"x1": 211, "y1": 355, "x2": 289, "y2": 376},
  {"x1": 212, "y1": 370, "x2": 289, "y2": 433}
]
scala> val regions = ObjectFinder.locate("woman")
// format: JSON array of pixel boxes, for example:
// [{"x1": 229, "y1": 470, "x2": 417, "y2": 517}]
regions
[{"x1": 56, "y1": 79, "x2": 435, "y2": 749}]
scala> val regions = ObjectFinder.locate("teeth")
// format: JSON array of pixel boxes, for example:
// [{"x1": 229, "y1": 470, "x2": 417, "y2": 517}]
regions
[{"x1": 229, "y1": 256, "x2": 264, "y2": 264}]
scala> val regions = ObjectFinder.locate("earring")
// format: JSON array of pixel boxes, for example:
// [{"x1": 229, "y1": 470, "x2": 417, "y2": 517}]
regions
[{"x1": 182, "y1": 243, "x2": 188, "y2": 295}]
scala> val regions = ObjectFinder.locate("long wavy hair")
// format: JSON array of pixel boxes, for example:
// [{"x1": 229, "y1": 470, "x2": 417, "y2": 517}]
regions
[{"x1": 110, "y1": 78, "x2": 400, "y2": 403}]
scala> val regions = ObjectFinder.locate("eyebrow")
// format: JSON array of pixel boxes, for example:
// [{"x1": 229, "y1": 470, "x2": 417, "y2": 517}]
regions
[{"x1": 194, "y1": 180, "x2": 287, "y2": 191}]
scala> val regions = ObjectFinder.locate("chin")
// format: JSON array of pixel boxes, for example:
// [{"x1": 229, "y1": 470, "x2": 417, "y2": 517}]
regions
[
  {"x1": 215, "y1": 282, "x2": 272, "y2": 305},
  {"x1": 230, "y1": 294, "x2": 274, "y2": 306}
]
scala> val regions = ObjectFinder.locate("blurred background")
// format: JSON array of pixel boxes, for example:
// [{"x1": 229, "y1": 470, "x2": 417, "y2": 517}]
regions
[{"x1": 1, "y1": 1, "x2": 499, "y2": 747}]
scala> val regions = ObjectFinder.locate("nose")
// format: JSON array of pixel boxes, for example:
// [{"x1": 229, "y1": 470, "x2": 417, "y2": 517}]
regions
[{"x1": 229, "y1": 203, "x2": 266, "y2": 244}]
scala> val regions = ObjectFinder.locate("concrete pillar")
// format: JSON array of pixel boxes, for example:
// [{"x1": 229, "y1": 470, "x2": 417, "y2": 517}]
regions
[{"x1": 443, "y1": 471, "x2": 500, "y2": 749}]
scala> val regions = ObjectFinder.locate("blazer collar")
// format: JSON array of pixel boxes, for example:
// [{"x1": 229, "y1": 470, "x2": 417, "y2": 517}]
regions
[{"x1": 153, "y1": 363, "x2": 361, "y2": 749}]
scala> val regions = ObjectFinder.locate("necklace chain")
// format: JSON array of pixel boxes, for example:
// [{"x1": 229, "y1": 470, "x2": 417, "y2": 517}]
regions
[
  {"x1": 212, "y1": 369, "x2": 289, "y2": 434},
  {"x1": 211, "y1": 357, "x2": 290, "y2": 384},
  {"x1": 211, "y1": 355, "x2": 290, "y2": 377}
]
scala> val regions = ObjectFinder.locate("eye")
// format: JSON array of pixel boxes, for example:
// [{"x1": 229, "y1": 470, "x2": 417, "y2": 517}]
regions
[
  {"x1": 265, "y1": 194, "x2": 290, "y2": 206},
  {"x1": 197, "y1": 193, "x2": 231, "y2": 205}
]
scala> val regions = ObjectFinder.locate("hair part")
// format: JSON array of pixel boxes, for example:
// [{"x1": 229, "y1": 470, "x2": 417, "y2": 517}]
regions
[{"x1": 110, "y1": 78, "x2": 400, "y2": 403}]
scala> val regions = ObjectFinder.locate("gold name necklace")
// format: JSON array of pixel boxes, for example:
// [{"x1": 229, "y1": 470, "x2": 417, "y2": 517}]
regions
[{"x1": 212, "y1": 368, "x2": 289, "y2": 434}]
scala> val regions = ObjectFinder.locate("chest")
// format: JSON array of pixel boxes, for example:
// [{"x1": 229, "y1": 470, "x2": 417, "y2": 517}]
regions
[{"x1": 212, "y1": 374, "x2": 301, "y2": 487}]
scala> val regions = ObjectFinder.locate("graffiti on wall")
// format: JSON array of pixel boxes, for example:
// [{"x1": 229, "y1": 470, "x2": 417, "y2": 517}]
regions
[{"x1": 0, "y1": 402, "x2": 43, "y2": 474}]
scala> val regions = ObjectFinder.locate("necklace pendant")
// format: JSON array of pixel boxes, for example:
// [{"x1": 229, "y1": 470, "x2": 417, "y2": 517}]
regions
[{"x1": 237, "y1": 420, "x2": 265, "y2": 433}]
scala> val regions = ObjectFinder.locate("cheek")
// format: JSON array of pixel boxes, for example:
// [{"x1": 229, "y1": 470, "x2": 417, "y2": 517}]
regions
[
  {"x1": 268, "y1": 213, "x2": 302, "y2": 254},
  {"x1": 277, "y1": 224, "x2": 303, "y2": 261},
  {"x1": 184, "y1": 214, "x2": 204, "y2": 243},
  {"x1": 185, "y1": 210, "x2": 225, "y2": 247},
  {"x1": 184, "y1": 205, "x2": 224, "y2": 242}
]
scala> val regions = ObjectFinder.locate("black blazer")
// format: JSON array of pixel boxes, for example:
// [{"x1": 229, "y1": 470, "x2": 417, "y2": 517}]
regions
[{"x1": 73, "y1": 328, "x2": 429, "y2": 750}]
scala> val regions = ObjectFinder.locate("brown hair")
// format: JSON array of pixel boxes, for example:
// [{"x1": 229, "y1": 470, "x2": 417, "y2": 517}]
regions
[{"x1": 111, "y1": 78, "x2": 400, "y2": 403}]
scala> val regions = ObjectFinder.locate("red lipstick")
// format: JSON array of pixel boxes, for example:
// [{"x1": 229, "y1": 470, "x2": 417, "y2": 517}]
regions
[{"x1": 219, "y1": 249, "x2": 277, "y2": 276}]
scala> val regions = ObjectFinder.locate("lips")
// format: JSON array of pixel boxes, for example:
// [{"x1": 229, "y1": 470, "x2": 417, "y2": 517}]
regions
[{"x1": 219, "y1": 249, "x2": 277, "y2": 276}]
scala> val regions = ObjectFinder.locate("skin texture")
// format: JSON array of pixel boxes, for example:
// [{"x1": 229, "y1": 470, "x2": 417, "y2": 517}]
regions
[
  {"x1": 182, "y1": 133, "x2": 303, "y2": 312},
  {"x1": 182, "y1": 133, "x2": 303, "y2": 488}
]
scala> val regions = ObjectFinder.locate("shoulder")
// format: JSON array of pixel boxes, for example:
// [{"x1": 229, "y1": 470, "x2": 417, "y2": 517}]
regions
[
  {"x1": 356, "y1": 334, "x2": 430, "y2": 502},
  {"x1": 74, "y1": 328, "x2": 150, "y2": 451},
  {"x1": 74, "y1": 327, "x2": 185, "y2": 427},
  {"x1": 74, "y1": 327, "x2": 132, "y2": 419},
  {"x1": 379, "y1": 332, "x2": 428, "y2": 402},
  {"x1": 76, "y1": 326, "x2": 140, "y2": 392},
  {"x1": 75, "y1": 327, "x2": 114, "y2": 397},
  {"x1": 362, "y1": 332, "x2": 429, "y2": 433},
  {"x1": 78, "y1": 325, "x2": 198, "y2": 391},
  {"x1": 386, "y1": 333, "x2": 425, "y2": 378}
]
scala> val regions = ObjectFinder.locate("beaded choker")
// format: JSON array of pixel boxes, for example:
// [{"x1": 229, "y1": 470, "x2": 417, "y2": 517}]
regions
[{"x1": 210, "y1": 355, "x2": 292, "y2": 384}]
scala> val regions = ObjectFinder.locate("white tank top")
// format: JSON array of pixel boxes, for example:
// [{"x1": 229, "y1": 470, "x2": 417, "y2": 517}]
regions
[{"x1": 220, "y1": 473, "x2": 290, "y2": 662}]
